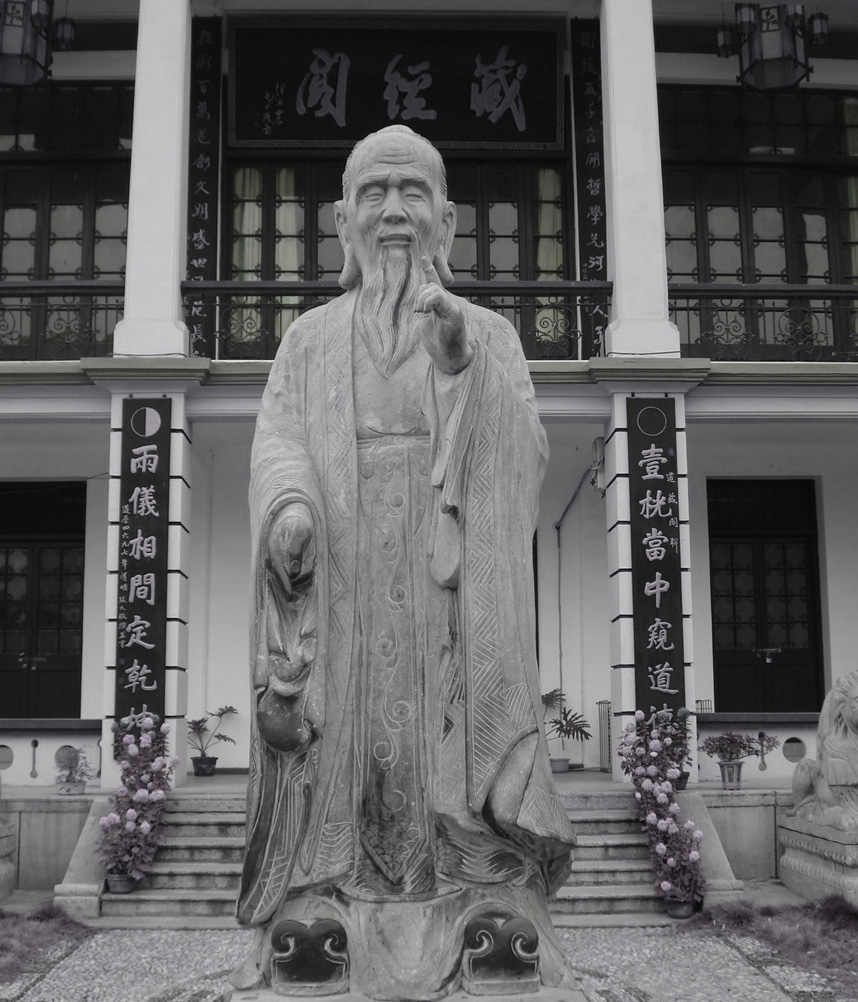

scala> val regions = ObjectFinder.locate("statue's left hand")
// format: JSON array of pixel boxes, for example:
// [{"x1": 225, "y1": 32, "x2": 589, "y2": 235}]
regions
[{"x1": 414, "y1": 255, "x2": 473, "y2": 375}]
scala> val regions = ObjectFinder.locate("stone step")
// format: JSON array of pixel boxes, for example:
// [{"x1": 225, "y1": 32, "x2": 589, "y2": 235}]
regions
[
  {"x1": 142, "y1": 861, "x2": 243, "y2": 891},
  {"x1": 161, "y1": 812, "x2": 246, "y2": 838},
  {"x1": 561, "y1": 791, "x2": 637, "y2": 813},
  {"x1": 565, "y1": 859, "x2": 653, "y2": 886},
  {"x1": 157, "y1": 836, "x2": 245, "y2": 863},
  {"x1": 573, "y1": 833, "x2": 649, "y2": 861},
  {"x1": 552, "y1": 912, "x2": 672, "y2": 928},
  {"x1": 165, "y1": 796, "x2": 247, "y2": 814},
  {"x1": 566, "y1": 809, "x2": 642, "y2": 835},
  {"x1": 100, "y1": 887, "x2": 237, "y2": 918},
  {"x1": 552, "y1": 883, "x2": 662, "y2": 915}
]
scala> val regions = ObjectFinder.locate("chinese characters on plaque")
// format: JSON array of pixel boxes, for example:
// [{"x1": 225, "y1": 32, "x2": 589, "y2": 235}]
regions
[
  {"x1": 627, "y1": 398, "x2": 687, "y2": 714},
  {"x1": 186, "y1": 17, "x2": 222, "y2": 357},
  {"x1": 570, "y1": 20, "x2": 608, "y2": 355},
  {"x1": 114, "y1": 399, "x2": 171, "y2": 729},
  {"x1": 228, "y1": 19, "x2": 564, "y2": 150}
]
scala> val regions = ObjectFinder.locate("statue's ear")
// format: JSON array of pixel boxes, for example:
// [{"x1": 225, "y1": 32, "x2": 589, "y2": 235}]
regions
[
  {"x1": 433, "y1": 200, "x2": 457, "y2": 287},
  {"x1": 335, "y1": 200, "x2": 360, "y2": 289}
]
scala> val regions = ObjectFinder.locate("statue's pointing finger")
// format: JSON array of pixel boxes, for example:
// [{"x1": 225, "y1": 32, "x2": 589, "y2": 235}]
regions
[{"x1": 415, "y1": 254, "x2": 473, "y2": 375}]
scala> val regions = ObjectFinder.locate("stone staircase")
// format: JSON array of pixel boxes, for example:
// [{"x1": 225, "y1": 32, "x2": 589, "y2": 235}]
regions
[
  {"x1": 98, "y1": 787, "x2": 667, "y2": 926},
  {"x1": 99, "y1": 795, "x2": 245, "y2": 922},
  {"x1": 552, "y1": 789, "x2": 668, "y2": 926}
]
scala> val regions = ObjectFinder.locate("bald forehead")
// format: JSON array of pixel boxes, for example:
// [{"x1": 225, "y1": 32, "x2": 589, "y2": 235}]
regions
[{"x1": 344, "y1": 134, "x2": 446, "y2": 200}]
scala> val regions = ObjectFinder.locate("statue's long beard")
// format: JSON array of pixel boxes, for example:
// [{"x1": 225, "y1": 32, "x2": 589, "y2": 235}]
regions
[{"x1": 354, "y1": 245, "x2": 423, "y2": 377}]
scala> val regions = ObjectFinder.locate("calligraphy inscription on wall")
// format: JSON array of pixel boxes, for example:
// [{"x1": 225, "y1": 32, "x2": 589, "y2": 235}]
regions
[
  {"x1": 114, "y1": 398, "x2": 171, "y2": 728},
  {"x1": 228, "y1": 18, "x2": 565, "y2": 150},
  {"x1": 186, "y1": 17, "x2": 222, "y2": 358},
  {"x1": 627, "y1": 398, "x2": 687, "y2": 714}
]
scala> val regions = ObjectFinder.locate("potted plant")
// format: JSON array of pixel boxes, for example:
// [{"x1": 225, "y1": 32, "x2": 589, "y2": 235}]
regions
[
  {"x1": 97, "y1": 710, "x2": 178, "y2": 893},
  {"x1": 187, "y1": 705, "x2": 238, "y2": 776},
  {"x1": 659, "y1": 705, "x2": 694, "y2": 789},
  {"x1": 55, "y1": 746, "x2": 96, "y2": 795},
  {"x1": 699, "y1": 731, "x2": 780, "y2": 789},
  {"x1": 541, "y1": 689, "x2": 592, "y2": 773},
  {"x1": 619, "y1": 707, "x2": 706, "y2": 918}
]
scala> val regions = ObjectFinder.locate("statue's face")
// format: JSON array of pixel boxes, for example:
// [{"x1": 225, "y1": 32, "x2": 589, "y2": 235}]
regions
[{"x1": 338, "y1": 135, "x2": 451, "y2": 276}]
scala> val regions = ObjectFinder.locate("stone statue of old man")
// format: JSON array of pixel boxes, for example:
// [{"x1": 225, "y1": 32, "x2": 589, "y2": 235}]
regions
[{"x1": 232, "y1": 125, "x2": 580, "y2": 1000}]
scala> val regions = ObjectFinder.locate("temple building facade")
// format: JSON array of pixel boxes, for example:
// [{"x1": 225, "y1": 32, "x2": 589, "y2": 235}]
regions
[{"x1": 2, "y1": 0, "x2": 858, "y2": 788}]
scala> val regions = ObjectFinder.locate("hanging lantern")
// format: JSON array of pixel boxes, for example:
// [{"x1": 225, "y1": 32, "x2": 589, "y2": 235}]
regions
[
  {"x1": 782, "y1": 4, "x2": 805, "y2": 28},
  {"x1": 716, "y1": 3, "x2": 829, "y2": 90},
  {"x1": 736, "y1": 4, "x2": 758, "y2": 35},
  {"x1": 53, "y1": 15, "x2": 73, "y2": 50},
  {"x1": 808, "y1": 12, "x2": 829, "y2": 46},
  {"x1": 716, "y1": 26, "x2": 735, "y2": 59},
  {"x1": 0, "y1": 0, "x2": 54, "y2": 86}
]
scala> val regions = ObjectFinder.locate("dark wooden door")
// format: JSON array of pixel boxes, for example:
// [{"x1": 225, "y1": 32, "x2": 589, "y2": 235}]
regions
[
  {"x1": 708, "y1": 479, "x2": 823, "y2": 713},
  {"x1": 710, "y1": 535, "x2": 822, "y2": 712},
  {"x1": 0, "y1": 540, "x2": 84, "y2": 718}
]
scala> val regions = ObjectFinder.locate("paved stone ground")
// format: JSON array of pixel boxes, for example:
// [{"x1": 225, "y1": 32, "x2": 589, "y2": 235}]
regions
[{"x1": 0, "y1": 924, "x2": 850, "y2": 1002}]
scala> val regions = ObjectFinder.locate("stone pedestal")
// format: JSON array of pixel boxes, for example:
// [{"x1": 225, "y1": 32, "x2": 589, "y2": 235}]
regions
[
  {"x1": 227, "y1": 989, "x2": 587, "y2": 1002},
  {"x1": 778, "y1": 817, "x2": 858, "y2": 906},
  {"x1": 0, "y1": 817, "x2": 15, "y2": 902}
]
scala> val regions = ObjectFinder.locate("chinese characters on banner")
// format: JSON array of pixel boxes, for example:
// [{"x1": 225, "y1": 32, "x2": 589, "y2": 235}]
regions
[
  {"x1": 186, "y1": 18, "x2": 222, "y2": 357},
  {"x1": 227, "y1": 19, "x2": 564, "y2": 150},
  {"x1": 570, "y1": 20, "x2": 608, "y2": 356},
  {"x1": 114, "y1": 399, "x2": 171, "y2": 731},
  {"x1": 627, "y1": 398, "x2": 687, "y2": 714}
]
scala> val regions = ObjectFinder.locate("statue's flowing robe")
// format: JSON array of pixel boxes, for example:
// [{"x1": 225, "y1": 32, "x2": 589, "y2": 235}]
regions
[{"x1": 237, "y1": 289, "x2": 575, "y2": 927}]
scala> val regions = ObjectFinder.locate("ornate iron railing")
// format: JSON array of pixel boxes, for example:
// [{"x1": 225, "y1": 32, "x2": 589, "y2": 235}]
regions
[
  {"x1": 0, "y1": 282, "x2": 123, "y2": 361},
  {"x1": 181, "y1": 281, "x2": 612, "y2": 361},
  {"x1": 669, "y1": 284, "x2": 858, "y2": 362}
]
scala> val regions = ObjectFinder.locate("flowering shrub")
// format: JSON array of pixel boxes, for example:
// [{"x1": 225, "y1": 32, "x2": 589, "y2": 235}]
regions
[
  {"x1": 97, "y1": 711, "x2": 178, "y2": 880},
  {"x1": 699, "y1": 731, "x2": 780, "y2": 763},
  {"x1": 619, "y1": 707, "x2": 706, "y2": 905}
]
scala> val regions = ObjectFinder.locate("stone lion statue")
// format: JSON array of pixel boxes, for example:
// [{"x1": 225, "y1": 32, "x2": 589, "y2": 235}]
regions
[{"x1": 790, "y1": 669, "x2": 858, "y2": 830}]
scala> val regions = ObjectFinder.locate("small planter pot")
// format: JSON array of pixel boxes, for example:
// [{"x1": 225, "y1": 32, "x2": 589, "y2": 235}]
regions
[
  {"x1": 675, "y1": 771, "x2": 690, "y2": 791},
  {"x1": 549, "y1": 757, "x2": 570, "y2": 774},
  {"x1": 665, "y1": 898, "x2": 694, "y2": 920},
  {"x1": 718, "y1": 760, "x2": 744, "y2": 790},
  {"x1": 105, "y1": 872, "x2": 135, "y2": 894},
  {"x1": 191, "y1": 755, "x2": 218, "y2": 777},
  {"x1": 56, "y1": 781, "x2": 86, "y2": 796}
]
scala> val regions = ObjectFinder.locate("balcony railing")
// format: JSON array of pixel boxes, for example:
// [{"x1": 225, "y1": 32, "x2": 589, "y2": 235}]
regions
[
  {"x1": 0, "y1": 282, "x2": 123, "y2": 361},
  {"x1": 181, "y1": 281, "x2": 612, "y2": 362},
  {"x1": 11, "y1": 280, "x2": 853, "y2": 366},
  {"x1": 670, "y1": 284, "x2": 858, "y2": 362}
]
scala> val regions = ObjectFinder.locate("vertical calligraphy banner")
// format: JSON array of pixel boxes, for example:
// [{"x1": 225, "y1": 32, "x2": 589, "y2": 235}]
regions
[
  {"x1": 114, "y1": 398, "x2": 172, "y2": 730},
  {"x1": 627, "y1": 398, "x2": 687, "y2": 714},
  {"x1": 570, "y1": 19, "x2": 608, "y2": 356},
  {"x1": 186, "y1": 17, "x2": 222, "y2": 357}
]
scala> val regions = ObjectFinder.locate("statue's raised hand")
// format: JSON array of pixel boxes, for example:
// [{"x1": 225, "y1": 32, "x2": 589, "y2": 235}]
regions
[
  {"x1": 267, "y1": 502, "x2": 315, "y2": 600},
  {"x1": 414, "y1": 255, "x2": 473, "y2": 375}
]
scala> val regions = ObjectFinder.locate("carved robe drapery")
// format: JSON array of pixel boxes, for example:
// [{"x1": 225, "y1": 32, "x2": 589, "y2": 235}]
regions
[{"x1": 237, "y1": 289, "x2": 575, "y2": 927}]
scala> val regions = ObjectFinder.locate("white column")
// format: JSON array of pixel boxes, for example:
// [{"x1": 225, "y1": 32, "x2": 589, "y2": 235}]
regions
[
  {"x1": 113, "y1": 0, "x2": 192, "y2": 358},
  {"x1": 600, "y1": 0, "x2": 679, "y2": 358},
  {"x1": 603, "y1": 393, "x2": 635, "y2": 780}
]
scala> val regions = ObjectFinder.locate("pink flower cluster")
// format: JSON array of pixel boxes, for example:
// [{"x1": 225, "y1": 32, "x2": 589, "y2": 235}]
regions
[
  {"x1": 619, "y1": 707, "x2": 706, "y2": 905},
  {"x1": 97, "y1": 713, "x2": 177, "y2": 881}
]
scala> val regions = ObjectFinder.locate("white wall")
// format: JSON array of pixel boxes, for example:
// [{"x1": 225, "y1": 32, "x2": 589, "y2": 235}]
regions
[
  {"x1": 537, "y1": 421, "x2": 610, "y2": 767},
  {"x1": 188, "y1": 421, "x2": 255, "y2": 769},
  {"x1": 183, "y1": 412, "x2": 858, "y2": 776}
]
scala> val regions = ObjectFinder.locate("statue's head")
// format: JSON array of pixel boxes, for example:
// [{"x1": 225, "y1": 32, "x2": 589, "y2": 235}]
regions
[
  {"x1": 335, "y1": 125, "x2": 456, "y2": 290},
  {"x1": 828, "y1": 670, "x2": 858, "y2": 742}
]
